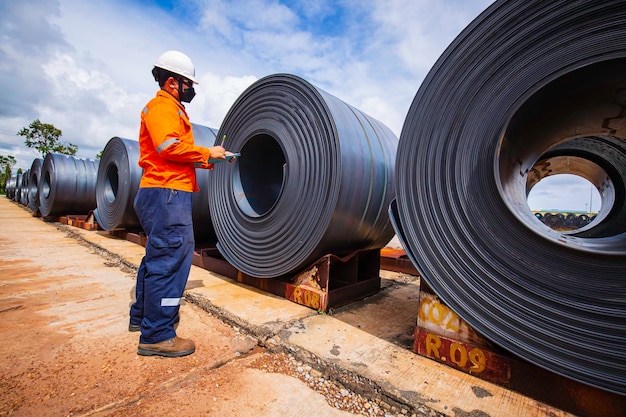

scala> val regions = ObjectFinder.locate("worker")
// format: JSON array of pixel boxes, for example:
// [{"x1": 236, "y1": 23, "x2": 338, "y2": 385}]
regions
[{"x1": 129, "y1": 50, "x2": 232, "y2": 357}]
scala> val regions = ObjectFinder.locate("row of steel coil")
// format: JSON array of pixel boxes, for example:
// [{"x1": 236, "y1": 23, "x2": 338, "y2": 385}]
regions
[
  {"x1": 6, "y1": 155, "x2": 98, "y2": 218},
  {"x1": 4, "y1": 0, "x2": 626, "y2": 396},
  {"x1": 6, "y1": 73, "x2": 398, "y2": 280},
  {"x1": 534, "y1": 212, "x2": 595, "y2": 230}
]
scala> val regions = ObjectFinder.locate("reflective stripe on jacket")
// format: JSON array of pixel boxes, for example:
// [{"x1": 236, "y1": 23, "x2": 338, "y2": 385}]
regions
[{"x1": 138, "y1": 90, "x2": 212, "y2": 192}]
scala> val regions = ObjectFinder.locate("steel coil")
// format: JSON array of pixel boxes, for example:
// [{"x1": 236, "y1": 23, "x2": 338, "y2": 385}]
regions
[
  {"x1": 544, "y1": 213, "x2": 564, "y2": 229},
  {"x1": 19, "y1": 169, "x2": 29, "y2": 206},
  {"x1": 39, "y1": 153, "x2": 99, "y2": 218},
  {"x1": 27, "y1": 158, "x2": 44, "y2": 214},
  {"x1": 94, "y1": 137, "x2": 142, "y2": 230},
  {"x1": 14, "y1": 173, "x2": 23, "y2": 203},
  {"x1": 191, "y1": 124, "x2": 219, "y2": 243},
  {"x1": 5, "y1": 175, "x2": 16, "y2": 200},
  {"x1": 209, "y1": 73, "x2": 397, "y2": 278},
  {"x1": 577, "y1": 214, "x2": 591, "y2": 228},
  {"x1": 391, "y1": 0, "x2": 626, "y2": 394}
]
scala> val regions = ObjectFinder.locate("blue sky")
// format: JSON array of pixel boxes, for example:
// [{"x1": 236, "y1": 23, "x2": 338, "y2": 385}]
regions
[{"x1": 0, "y1": 0, "x2": 597, "y2": 211}]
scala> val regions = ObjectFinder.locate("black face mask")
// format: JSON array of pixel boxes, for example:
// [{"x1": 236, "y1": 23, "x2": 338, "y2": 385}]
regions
[{"x1": 178, "y1": 78, "x2": 196, "y2": 103}]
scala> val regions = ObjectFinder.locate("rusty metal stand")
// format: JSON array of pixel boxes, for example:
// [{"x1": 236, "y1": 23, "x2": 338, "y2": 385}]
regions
[
  {"x1": 380, "y1": 247, "x2": 420, "y2": 275},
  {"x1": 105, "y1": 232, "x2": 381, "y2": 312},
  {"x1": 108, "y1": 230, "x2": 146, "y2": 246},
  {"x1": 192, "y1": 245, "x2": 381, "y2": 312},
  {"x1": 378, "y1": 248, "x2": 626, "y2": 416},
  {"x1": 415, "y1": 280, "x2": 626, "y2": 417}
]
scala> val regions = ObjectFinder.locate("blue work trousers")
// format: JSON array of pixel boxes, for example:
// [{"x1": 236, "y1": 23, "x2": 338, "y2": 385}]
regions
[{"x1": 129, "y1": 187, "x2": 194, "y2": 344}]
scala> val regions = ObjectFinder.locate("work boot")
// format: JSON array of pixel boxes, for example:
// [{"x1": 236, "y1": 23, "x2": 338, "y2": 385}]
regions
[
  {"x1": 129, "y1": 314, "x2": 180, "y2": 332},
  {"x1": 137, "y1": 336, "x2": 195, "y2": 357}
]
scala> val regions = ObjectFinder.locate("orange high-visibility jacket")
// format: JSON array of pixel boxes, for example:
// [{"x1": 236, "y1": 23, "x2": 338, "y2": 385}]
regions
[{"x1": 138, "y1": 90, "x2": 212, "y2": 192}]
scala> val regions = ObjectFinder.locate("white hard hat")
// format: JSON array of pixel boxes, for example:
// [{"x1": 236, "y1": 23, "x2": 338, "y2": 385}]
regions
[{"x1": 154, "y1": 50, "x2": 198, "y2": 84}]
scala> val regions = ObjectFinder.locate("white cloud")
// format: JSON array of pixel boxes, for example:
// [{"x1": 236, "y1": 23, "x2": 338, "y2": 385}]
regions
[
  {"x1": 35, "y1": 53, "x2": 143, "y2": 158},
  {"x1": 189, "y1": 73, "x2": 259, "y2": 130},
  {"x1": 370, "y1": 0, "x2": 493, "y2": 75},
  {"x1": 2, "y1": 0, "x2": 593, "y2": 212},
  {"x1": 527, "y1": 174, "x2": 601, "y2": 212}
]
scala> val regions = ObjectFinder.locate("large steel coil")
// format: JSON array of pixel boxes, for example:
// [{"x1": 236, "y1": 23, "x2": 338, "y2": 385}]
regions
[
  {"x1": 191, "y1": 124, "x2": 219, "y2": 243},
  {"x1": 27, "y1": 158, "x2": 44, "y2": 214},
  {"x1": 208, "y1": 73, "x2": 397, "y2": 278},
  {"x1": 94, "y1": 137, "x2": 142, "y2": 230},
  {"x1": 391, "y1": 0, "x2": 626, "y2": 395},
  {"x1": 39, "y1": 153, "x2": 99, "y2": 219}
]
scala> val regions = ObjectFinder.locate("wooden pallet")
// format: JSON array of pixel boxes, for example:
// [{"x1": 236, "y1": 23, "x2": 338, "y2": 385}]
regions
[{"x1": 59, "y1": 211, "x2": 101, "y2": 231}]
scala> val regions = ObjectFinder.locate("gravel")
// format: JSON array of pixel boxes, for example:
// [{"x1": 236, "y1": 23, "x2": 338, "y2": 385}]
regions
[{"x1": 250, "y1": 352, "x2": 444, "y2": 417}]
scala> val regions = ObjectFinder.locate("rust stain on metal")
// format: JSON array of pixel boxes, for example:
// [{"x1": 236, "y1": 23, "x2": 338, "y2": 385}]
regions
[
  {"x1": 414, "y1": 329, "x2": 512, "y2": 386},
  {"x1": 380, "y1": 248, "x2": 420, "y2": 276},
  {"x1": 418, "y1": 292, "x2": 491, "y2": 347}
]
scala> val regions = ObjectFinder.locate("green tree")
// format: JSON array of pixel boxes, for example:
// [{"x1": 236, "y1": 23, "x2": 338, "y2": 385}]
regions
[
  {"x1": 17, "y1": 119, "x2": 78, "y2": 157},
  {"x1": 0, "y1": 154, "x2": 16, "y2": 195},
  {"x1": 95, "y1": 149, "x2": 103, "y2": 159}
]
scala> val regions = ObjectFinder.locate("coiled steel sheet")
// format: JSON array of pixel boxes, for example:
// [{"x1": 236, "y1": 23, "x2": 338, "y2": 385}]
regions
[
  {"x1": 27, "y1": 158, "x2": 44, "y2": 214},
  {"x1": 6, "y1": 175, "x2": 16, "y2": 200},
  {"x1": 191, "y1": 124, "x2": 219, "y2": 243},
  {"x1": 13, "y1": 174, "x2": 22, "y2": 202},
  {"x1": 5, "y1": 175, "x2": 15, "y2": 200},
  {"x1": 39, "y1": 153, "x2": 99, "y2": 218},
  {"x1": 391, "y1": 0, "x2": 626, "y2": 395},
  {"x1": 19, "y1": 169, "x2": 29, "y2": 206},
  {"x1": 94, "y1": 137, "x2": 142, "y2": 230},
  {"x1": 208, "y1": 73, "x2": 397, "y2": 278}
]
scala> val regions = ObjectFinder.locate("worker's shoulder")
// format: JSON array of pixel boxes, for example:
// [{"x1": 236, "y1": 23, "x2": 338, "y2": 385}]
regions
[
  {"x1": 151, "y1": 90, "x2": 178, "y2": 105},
  {"x1": 144, "y1": 93, "x2": 179, "y2": 113}
]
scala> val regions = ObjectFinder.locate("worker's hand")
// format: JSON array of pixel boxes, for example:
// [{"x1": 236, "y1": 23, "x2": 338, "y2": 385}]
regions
[{"x1": 208, "y1": 146, "x2": 226, "y2": 161}]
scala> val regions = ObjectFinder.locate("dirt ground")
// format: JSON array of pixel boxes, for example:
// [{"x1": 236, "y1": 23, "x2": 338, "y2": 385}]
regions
[{"x1": 0, "y1": 198, "x2": 418, "y2": 417}]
